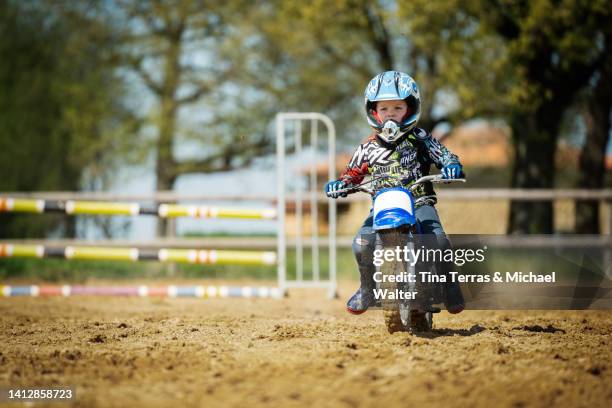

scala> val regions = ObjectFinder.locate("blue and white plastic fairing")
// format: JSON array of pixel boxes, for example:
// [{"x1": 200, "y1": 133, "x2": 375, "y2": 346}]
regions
[{"x1": 372, "y1": 187, "x2": 416, "y2": 231}]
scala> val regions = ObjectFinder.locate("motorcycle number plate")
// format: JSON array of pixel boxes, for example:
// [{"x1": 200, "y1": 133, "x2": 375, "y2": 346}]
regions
[{"x1": 373, "y1": 189, "x2": 414, "y2": 218}]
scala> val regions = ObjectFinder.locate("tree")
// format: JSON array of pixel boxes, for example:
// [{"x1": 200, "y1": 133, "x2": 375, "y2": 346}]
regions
[
  {"x1": 0, "y1": 1, "x2": 136, "y2": 238},
  {"x1": 481, "y1": 0, "x2": 611, "y2": 233},
  {"x1": 117, "y1": 0, "x2": 277, "y2": 235},
  {"x1": 575, "y1": 35, "x2": 611, "y2": 233},
  {"x1": 397, "y1": 0, "x2": 510, "y2": 128},
  {"x1": 225, "y1": 0, "x2": 466, "y2": 144},
  {"x1": 398, "y1": 0, "x2": 611, "y2": 233}
]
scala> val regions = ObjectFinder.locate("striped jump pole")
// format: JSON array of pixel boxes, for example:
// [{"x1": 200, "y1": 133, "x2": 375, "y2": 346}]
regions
[
  {"x1": 0, "y1": 244, "x2": 277, "y2": 266},
  {"x1": 0, "y1": 285, "x2": 282, "y2": 298},
  {"x1": 0, "y1": 198, "x2": 277, "y2": 220}
]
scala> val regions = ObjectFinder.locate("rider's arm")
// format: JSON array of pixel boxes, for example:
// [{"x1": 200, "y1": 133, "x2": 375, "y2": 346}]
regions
[
  {"x1": 413, "y1": 128, "x2": 462, "y2": 169},
  {"x1": 338, "y1": 137, "x2": 373, "y2": 186}
]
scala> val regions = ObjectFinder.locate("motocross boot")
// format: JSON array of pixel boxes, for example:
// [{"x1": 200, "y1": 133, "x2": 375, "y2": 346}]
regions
[
  {"x1": 347, "y1": 231, "x2": 378, "y2": 314},
  {"x1": 433, "y1": 234, "x2": 465, "y2": 314},
  {"x1": 444, "y1": 280, "x2": 465, "y2": 314},
  {"x1": 346, "y1": 268, "x2": 377, "y2": 315}
]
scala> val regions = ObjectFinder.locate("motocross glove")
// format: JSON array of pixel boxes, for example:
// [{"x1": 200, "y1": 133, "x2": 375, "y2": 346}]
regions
[
  {"x1": 325, "y1": 180, "x2": 348, "y2": 198},
  {"x1": 441, "y1": 164, "x2": 464, "y2": 180}
]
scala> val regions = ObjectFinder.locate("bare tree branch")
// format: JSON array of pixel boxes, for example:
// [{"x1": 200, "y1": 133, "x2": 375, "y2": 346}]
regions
[
  {"x1": 126, "y1": 55, "x2": 163, "y2": 96},
  {"x1": 363, "y1": 3, "x2": 393, "y2": 70},
  {"x1": 318, "y1": 40, "x2": 373, "y2": 79},
  {"x1": 172, "y1": 137, "x2": 274, "y2": 176},
  {"x1": 177, "y1": 86, "x2": 209, "y2": 104}
]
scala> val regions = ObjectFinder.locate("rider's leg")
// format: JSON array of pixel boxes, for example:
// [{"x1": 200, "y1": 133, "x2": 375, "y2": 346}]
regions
[
  {"x1": 346, "y1": 213, "x2": 378, "y2": 314},
  {"x1": 415, "y1": 204, "x2": 465, "y2": 314}
]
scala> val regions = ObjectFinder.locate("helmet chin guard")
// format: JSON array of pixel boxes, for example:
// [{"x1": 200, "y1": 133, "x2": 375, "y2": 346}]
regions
[{"x1": 379, "y1": 120, "x2": 406, "y2": 144}]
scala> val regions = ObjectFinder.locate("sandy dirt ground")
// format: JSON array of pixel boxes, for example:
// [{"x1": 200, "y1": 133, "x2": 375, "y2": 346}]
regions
[{"x1": 0, "y1": 282, "x2": 611, "y2": 408}]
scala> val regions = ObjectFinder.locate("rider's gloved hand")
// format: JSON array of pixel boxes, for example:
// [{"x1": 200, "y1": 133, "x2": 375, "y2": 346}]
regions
[
  {"x1": 325, "y1": 180, "x2": 348, "y2": 198},
  {"x1": 441, "y1": 164, "x2": 464, "y2": 179}
]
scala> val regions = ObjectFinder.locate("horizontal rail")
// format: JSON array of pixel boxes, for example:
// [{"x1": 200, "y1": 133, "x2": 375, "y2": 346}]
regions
[
  {"x1": 437, "y1": 189, "x2": 612, "y2": 201},
  {"x1": 1, "y1": 236, "x2": 609, "y2": 251},
  {"x1": 0, "y1": 244, "x2": 277, "y2": 266},
  {"x1": 0, "y1": 198, "x2": 276, "y2": 219},
  {"x1": 456, "y1": 235, "x2": 612, "y2": 248},
  {"x1": 0, "y1": 192, "x2": 279, "y2": 202},
  {"x1": 0, "y1": 238, "x2": 349, "y2": 250},
  {"x1": 1, "y1": 189, "x2": 610, "y2": 202},
  {"x1": 0, "y1": 285, "x2": 282, "y2": 298}
]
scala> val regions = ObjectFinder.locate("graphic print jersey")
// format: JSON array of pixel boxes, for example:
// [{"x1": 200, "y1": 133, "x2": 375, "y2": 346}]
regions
[{"x1": 339, "y1": 128, "x2": 460, "y2": 204}]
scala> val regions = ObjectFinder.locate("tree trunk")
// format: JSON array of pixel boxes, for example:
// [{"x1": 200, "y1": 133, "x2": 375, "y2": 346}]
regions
[
  {"x1": 155, "y1": 33, "x2": 181, "y2": 237},
  {"x1": 155, "y1": 160, "x2": 177, "y2": 237},
  {"x1": 508, "y1": 112, "x2": 556, "y2": 234},
  {"x1": 575, "y1": 68, "x2": 611, "y2": 234},
  {"x1": 155, "y1": 98, "x2": 178, "y2": 237}
]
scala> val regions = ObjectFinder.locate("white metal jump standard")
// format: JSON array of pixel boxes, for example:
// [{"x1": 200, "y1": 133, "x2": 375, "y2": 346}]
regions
[{"x1": 276, "y1": 113, "x2": 337, "y2": 299}]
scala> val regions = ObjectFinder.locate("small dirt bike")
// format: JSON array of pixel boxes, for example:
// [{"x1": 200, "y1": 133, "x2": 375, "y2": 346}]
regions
[{"x1": 338, "y1": 174, "x2": 465, "y2": 333}]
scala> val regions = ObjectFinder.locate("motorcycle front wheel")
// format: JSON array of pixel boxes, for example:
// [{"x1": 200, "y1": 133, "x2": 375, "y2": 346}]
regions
[{"x1": 378, "y1": 227, "x2": 433, "y2": 333}]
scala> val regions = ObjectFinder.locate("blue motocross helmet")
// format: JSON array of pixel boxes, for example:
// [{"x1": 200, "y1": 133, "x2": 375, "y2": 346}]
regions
[{"x1": 364, "y1": 71, "x2": 421, "y2": 144}]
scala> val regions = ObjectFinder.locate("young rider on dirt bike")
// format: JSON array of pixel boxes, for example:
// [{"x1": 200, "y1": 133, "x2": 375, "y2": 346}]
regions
[{"x1": 325, "y1": 71, "x2": 465, "y2": 316}]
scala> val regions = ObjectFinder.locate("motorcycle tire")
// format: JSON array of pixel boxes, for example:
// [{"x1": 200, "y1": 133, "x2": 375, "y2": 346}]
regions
[
  {"x1": 378, "y1": 228, "x2": 434, "y2": 333},
  {"x1": 378, "y1": 227, "x2": 410, "y2": 333}
]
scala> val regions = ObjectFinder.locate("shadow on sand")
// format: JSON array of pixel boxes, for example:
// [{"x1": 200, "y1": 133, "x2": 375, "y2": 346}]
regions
[{"x1": 413, "y1": 324, "x2": 487, "y2": 339}]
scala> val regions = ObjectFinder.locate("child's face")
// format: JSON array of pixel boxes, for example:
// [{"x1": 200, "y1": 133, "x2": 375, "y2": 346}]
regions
[{"x1": 376, "y1": 99, "x2": 408, "y2": 122}]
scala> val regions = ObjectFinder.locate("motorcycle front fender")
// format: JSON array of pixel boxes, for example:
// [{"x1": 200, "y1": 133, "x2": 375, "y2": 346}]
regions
[{"x1": 373, "y1": 207, "x2": 417, "y2": 231}]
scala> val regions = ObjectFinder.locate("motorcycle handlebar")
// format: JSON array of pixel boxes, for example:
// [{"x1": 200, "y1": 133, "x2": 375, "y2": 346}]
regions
[
  {"x1": 331, "y1": 174, "x2": 466, "y2": 197},
  {"x1": 410, "y1": 174, "x2": 466, "y2": 188}
]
